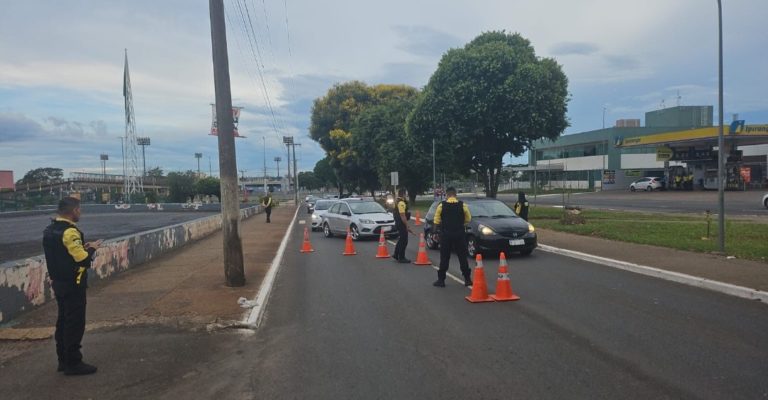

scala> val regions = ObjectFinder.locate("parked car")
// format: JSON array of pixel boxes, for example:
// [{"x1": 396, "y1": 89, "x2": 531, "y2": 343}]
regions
[
  {"x1": 310, "y1": 200, "x2": 335, "y2": 230},
  {"x1": 422, "y1": 198, "x2": 537, "y2": 257},
  {"x1": 763, "y1": 193, "x2": 768, "y2": 209},
  {"x1": 629, "y1": 177, "x2": 663, "y2": 192},
  {"x1": 305, "y1": 195, "x2": 319, "y2": 213},
  {"x1": 321, "y1": 199, "x2": 397, "y2": 240}
]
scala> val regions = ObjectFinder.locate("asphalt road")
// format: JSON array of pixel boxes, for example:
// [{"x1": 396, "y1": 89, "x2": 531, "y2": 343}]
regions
[
  {"x1": 493, "y1": 190, "x2": 768, "y2": 216},
  {"x1": 0, "y1": 211, "x2": 218, "y2": 262},
  {"x1": 2, "y1": 216, "x2": 767, "y2": 399}
]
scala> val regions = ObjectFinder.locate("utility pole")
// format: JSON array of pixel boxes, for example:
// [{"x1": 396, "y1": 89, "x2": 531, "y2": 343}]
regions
[
  {"x1": 209, "y1": 0, "x2": 244, "y2": 286},
  {"x1": 284, "y1": 140, "x2": 291, "y2": 194},
  {"x1": 195, "y1": 153, "x2": 203, "y2": 177},
  {"x1": 208, "y1": 156, "x2": 213, "y2": 176},
  {"x1": 137, "y1": 137, "x2": 150, "y2": 177},
  {"x1": 717, "y1": 0, "x2": 725, "y2": 253},
  {"x1": 292, "y1": 141, "x2": 298, "y2": 202},
  {"x1": 263, "y1": 136, "x2": 268, "y2": 193}
]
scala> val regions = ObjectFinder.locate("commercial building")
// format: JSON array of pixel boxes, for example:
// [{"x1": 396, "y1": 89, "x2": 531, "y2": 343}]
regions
[{"x1": 519, "y1": 106, "x2": 768, "y2": 191}]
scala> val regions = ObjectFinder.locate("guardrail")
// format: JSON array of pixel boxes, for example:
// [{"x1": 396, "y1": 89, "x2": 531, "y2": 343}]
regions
[{"x1": 0, "y1": 205, "x2": 261, "y2": 325}]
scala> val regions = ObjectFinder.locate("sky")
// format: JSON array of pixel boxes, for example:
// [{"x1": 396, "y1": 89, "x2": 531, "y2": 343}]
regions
[{"x1": 1, "y1": 0, "x2": 766, "y2": 181}]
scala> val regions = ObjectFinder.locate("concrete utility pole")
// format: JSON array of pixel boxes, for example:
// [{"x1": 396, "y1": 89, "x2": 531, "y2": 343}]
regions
[
  {"x1": 263, "y1": 136, "x2": 268, "y2": 193},
  {"x1": 292, "y1": 141, "x2": 298, "y2": 202},
  {"x1": 717, "y1": 0, "x2": 725, "y2": 253},
  {"x1": 209, "y1": 0, "x2": 245, "y2": 286}
]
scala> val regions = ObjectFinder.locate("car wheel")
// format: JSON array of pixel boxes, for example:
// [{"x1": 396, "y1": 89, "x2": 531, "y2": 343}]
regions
[
  {"x1": 350, "y1": 224, "x2": 360, "y2": 241},
  {"x1": 323, "y1": 223, "x2": 333, "y2": 238},
  {"x1": 520, "y1": 248, "x2": 533, "y2": 256},
  {"x1": 630, "y1": 186, "x2": 636, "y2": 192},
  {"x1": 426, "y1": 231, "x2": 439, "y2": 249},
  {"x1": 467, "y1": 235, "x2": 479, "y2": 258},
  {"x1": 646, "y1": 186, "x2": 653, "y2": 192},
  {"x1": 764, "y1": 198, "x2": 768, "y2": 209}
]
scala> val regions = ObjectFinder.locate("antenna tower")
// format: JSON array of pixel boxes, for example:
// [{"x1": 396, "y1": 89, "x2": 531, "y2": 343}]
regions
[{"x1": 123, "y1": 50, "x2": 143, "y2": 200}]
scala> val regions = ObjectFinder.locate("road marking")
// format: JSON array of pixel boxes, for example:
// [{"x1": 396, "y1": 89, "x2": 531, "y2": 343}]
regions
[
  {"x1": 538, "y1": 244, "x2": 768, "y2": 305},
  {"x1": 298, "y1": 220, "x2": 305, "y2": 224},
  {"x1": 243, "y1": 206, "x2": 302, "y2": 328},
  {"x1": 386, "y1": 239, "x2": 468, "y2": 286}
]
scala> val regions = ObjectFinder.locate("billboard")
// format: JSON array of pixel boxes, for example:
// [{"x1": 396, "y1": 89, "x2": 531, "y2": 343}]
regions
[
  {"x1": 0, "y1": 170, "x2": 14, "y2": 191},
  {"x1": 210, "y1": 104, "x2": 245, "y2": 138}
]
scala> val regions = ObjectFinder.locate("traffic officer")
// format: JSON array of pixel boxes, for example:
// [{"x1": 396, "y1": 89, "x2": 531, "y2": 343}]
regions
[
  {"x1": 43, "y1": 196, "x2": 101, "y2": 375},
  {"x1": 261, "y1": 190, "x2": 274, "y2": 223},
  {"x1": 513, "y1": 192, "x2": 530, "y2": 221},
  {"x1": 393, "y1": 188, "x2": 413, "y2": 263},
  {"x1": 432, "y1": 187, "x2": 472, "y2": 287}
]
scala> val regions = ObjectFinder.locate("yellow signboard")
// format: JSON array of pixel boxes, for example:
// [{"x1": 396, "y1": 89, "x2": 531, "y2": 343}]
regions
[{"x1": 619, "y1": 125, "x2": 768, "y2": 147}]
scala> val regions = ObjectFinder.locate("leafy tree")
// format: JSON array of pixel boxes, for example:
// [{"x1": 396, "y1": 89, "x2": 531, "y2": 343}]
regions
[
  {"x1": 166, "y1": 171, "x2": 197, "y2": 202},
  {"x1": 146, "y1": 167, "x2": 164, "y2": 177},
  {"x1": 407, "y1": 31, "x2": 569, "y2": 197},
  {"x1": 313, "y1": 157, "x2": 337, "y2": 189},
  {"x1": 17, "y1": 167, "x2": 63, "y2": 185},
  {"x1": 352, "y1": 87, "x2": 428, "y2": 203},
  {"x1": 298, "y1": 171, "x2": 323, "y2": 191},
  {"x1": 195, "y1": 176, "x2": 221, "y2": 198}
]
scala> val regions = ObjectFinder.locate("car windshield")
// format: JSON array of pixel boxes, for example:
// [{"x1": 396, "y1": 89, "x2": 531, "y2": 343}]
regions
[
  {"x1": 348, "y1": 201, "x2": 386, "y2": 214},
  {"x1": 469, "y1": 201, "x2": 517, "y2": 218},
  {"x1": 314, "y1": 201, "x2": 333, "y2": 210}
]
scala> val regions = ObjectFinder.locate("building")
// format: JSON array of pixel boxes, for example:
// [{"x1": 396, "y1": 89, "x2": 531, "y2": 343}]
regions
[{"x1": 520, "y1": 106, "x2": 768, "y2": 191}]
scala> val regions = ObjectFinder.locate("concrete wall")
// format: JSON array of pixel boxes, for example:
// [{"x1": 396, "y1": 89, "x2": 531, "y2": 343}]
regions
[{"x1": 0, "y1": 206, "x2": 260, "y2": 325}]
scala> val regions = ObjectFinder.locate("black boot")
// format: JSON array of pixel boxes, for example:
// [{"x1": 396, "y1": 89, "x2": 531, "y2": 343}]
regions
[
  {"x1": 432, "y1": 279, "x2": 445, "y2": 287},
  {"x1": 63, "y1": 362, "x2": 98, "y2": 376}
]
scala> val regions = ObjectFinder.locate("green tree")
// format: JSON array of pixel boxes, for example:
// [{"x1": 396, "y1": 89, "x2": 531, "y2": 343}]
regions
[
  {"x1": 166, "y1": 171, "x2": 197, "y2": 202},
  {"x1": 195, "y1": 176, "x2": 221, "y2": 198},
  {"x1": 16, "y1": 167, "x2": 64, "y2": 185},
  {"x1": 146, "y1": 167, "x2": 164, "y2": 177},
  {"x1": 352, "y1": 87, "x2": 428, "y2": 203},
  {"x1": 313, "y1": 157, "x2": 337, "y2": 189},
  {"x1": 298, "y1": 171, "x2": 323, "y2": 191},
  {"x1": 407, "y1": 31, "x2": 569, "y2": 197}
]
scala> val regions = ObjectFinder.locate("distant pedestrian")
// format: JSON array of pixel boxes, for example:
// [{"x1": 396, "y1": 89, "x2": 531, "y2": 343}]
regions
[
  {"x1": 433, "y1": 187, "x2": 472, "y2": 287},
  {"x1": 514, "y1": 192, "x2": 530, "y2": 221},
  {"x1": 262, "y1": 190, "x2": 273, "y2": 223},
  {"x1": 43, "y1": 197, "x2": 101, "y2": 375},
  {"x1": 392, "y1": 188, "x2": 413, "y2": 263}
]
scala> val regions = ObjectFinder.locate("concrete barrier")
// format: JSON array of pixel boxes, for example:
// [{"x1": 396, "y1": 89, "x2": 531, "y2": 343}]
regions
[
  {"x1": 0, "y1": 206, "x2": 261, "y2": 325},
  {"x1": 0, "y1": 203, "x2": 257, "y2": 219}
]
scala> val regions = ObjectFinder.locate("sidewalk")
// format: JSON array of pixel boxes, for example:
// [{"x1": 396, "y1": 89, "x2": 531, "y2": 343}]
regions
[
  {"x1": 0, "y1": 204, "x2": 296, "y2": 342},
  {"x1": 537, "y1": 228, "x2": 768, "y2": 292}
]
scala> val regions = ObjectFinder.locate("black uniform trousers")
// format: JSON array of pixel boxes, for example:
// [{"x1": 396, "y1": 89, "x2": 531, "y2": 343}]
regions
[
  {"x1": 393, "y1": 222, "x2": 408, "y2": 260},
  {"x1": 265, "y1": 206, "x2": 272, "y2": 223},
  {"x1": 53, "y1": 282, "x2": 87, "y2": 366},
  {"x1": 437, "y1": 231, "x2": 471, "y2": 281}
]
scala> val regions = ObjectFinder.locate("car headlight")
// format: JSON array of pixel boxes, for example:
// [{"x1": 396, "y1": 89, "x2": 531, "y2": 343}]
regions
[
  {"x1": 312, "y1": 214, "x2": 320, "y2": 221},
  {"x1": 359, "y1": 219, "x2": 374, "y2": 224},
  {"x1": 479, "y1": 224, "x2": 495, "y2": 236},
  {"x1": 528, "y1": 223, "x2": 535, "y2": 233},
  {"x1": 386, "y1": 199, "x2": 394, "y2": 205}
]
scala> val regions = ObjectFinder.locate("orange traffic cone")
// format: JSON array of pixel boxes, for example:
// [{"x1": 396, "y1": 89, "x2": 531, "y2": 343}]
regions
[
  {"x1": 414, "y1": 210, "x2": 422, "y2": 226},
  {"x1": 465, "y1": 254, "x2": 495, "y2": 303},
  {"x1": 490, "y1": 252, "x2": 520, "y2": 301},
  {"x1": 300, "y1": 227, "x2": 315, "y2": 253},
  {"x1": 413, "y1": 233, "x2": 432, "y2": 265},
  {"x1": 342, "y1": 228, "x2": 357, "y2": 256},
  {"x1": 375, "y1": 230, "x2": 390, "y2": 258}
]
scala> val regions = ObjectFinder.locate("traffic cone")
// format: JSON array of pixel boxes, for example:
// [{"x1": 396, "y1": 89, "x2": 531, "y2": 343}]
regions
[
  {"x1": 414, "y1": 210, "x2": 422, "y2": 226},
  {"x1": 300, "y1": 227, "x2": 315, "y2": 253},
  {"x1": 465, "y1": 254, "x2": 494, "y2": 303},
  {"x1": 342, "y1": 228, "x2": 357, "y2": 256},
  {"x1": 490, "y1": 252, "x2": 520, "y2": 301},
  {"x1": 375, "y1": 230, "x2": 390, "y2": 258},
  {"x1": 413, "y1": 233, "x2": 432, "y2": 265}
]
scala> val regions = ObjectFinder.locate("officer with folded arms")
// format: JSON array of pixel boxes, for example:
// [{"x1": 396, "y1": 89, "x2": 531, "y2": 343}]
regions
[
  {"x1": 43, "y1": 197, "x2": 102, "y2": 375},
  {"x1": 432, "y1": 187, "x2": 472, "y2": 287}
]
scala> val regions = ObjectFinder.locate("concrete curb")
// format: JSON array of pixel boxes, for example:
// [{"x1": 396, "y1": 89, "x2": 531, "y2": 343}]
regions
[{"x1": 538, "y1": 244, "x2": 768, "y2": 305}]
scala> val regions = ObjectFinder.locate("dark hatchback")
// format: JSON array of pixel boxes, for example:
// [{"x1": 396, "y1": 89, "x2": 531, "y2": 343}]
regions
[{"x1": 423, "y1": 198, "x2": 537, "y2": 257}]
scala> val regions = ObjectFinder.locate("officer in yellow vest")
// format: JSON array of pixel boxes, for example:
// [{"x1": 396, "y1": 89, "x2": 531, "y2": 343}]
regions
[
  {"x1": 432, "y1": 187, "x2": 472, "y2": 287},
  {"x1": 261, "y1": 190, "x2": 274, "y2": 223}
]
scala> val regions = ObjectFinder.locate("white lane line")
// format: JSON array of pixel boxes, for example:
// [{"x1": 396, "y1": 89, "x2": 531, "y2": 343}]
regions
[
  {"x1": 538, "y1": 244, "x2": 768, "y2": 305},
  {"x1": 386, "y1": 239, "x2": 468, "y2": 286},
  {"x1": 243, "y1": 206, "x2": 302, "y2": 327}
]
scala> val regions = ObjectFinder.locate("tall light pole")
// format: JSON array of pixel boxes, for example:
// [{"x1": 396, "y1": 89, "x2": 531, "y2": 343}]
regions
[
  {"x1": 137, "y1": 137, "x2": 150, "y2": 177},
  {"x1": 274, "y1": 156, "x2": 281, "y2": 179},
  {"x1": 263, "y1": 136, "x2": 268, "y2": 193},
  {"x1": 717, "y1": 0, "x2": 725, "y2": 253},
  {"x1": 100, "y1": 154, "x2": 109, "y2": 180},
  {"x1": 195, "y1": 152, "x2": 203, "y2": 177}
]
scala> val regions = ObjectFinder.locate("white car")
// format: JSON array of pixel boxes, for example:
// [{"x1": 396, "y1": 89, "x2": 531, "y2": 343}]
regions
[
  {"x1": 762, "y1": 193, "x2": 768, "y2": 209},
  {"x1": 321, "y1": 199, "x2": 396, "y2": 240},
  {"x1": 629, "y1": 177, "x2": 662, "y2": 192},
  {"x1": 310, "y1": 199, "x2": 335, "y2": 230}
]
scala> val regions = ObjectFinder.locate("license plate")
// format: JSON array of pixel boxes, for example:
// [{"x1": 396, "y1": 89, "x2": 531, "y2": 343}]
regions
[
  {"x1": 509, "y1": 239, "x2": 525, "y2": 246},
  {"x1": 382, "y1": 226, "x2": 392, "y2": 232}
]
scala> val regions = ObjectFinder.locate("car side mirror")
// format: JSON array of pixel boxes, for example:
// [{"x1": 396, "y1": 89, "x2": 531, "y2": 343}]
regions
[{"x1": 342, "y1": 211, "x2": 351, "y2": 216}]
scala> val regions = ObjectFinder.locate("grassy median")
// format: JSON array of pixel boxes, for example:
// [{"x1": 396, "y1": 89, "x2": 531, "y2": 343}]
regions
[{"x1": 410, "y1": 200, "x2": 768, "y2": 262}]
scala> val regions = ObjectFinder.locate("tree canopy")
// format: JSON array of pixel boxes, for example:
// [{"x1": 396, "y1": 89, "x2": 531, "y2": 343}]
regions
[
  {"x1": 16, "y1": 167, "x2": 63, "y2": 185},
  {"x1": 407, "y1": 31, "x2": 569, "y2": 197}
]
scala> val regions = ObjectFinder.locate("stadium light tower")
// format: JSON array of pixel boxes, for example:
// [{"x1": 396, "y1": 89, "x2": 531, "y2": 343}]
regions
[
  {"x1": 195, "y1": 153, "x2": 203, "y2": 177},
  {"x1": 137, "y1": 137, "x2": 150, "y2": 177},
  {"x1": 100, "y1": 154, "x2": 109, "y2": 181}
]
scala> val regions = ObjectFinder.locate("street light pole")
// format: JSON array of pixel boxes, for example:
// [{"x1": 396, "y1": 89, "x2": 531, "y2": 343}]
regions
[
  {"x1": 263, "y1": 136, "x2": 267, "y2": 193},
  {"x1": 195, "y1": 153, "x2": 203, "y2": 177},
  {"x1": 717, "y1": 0, "x2": 725, "y2": 253}
]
